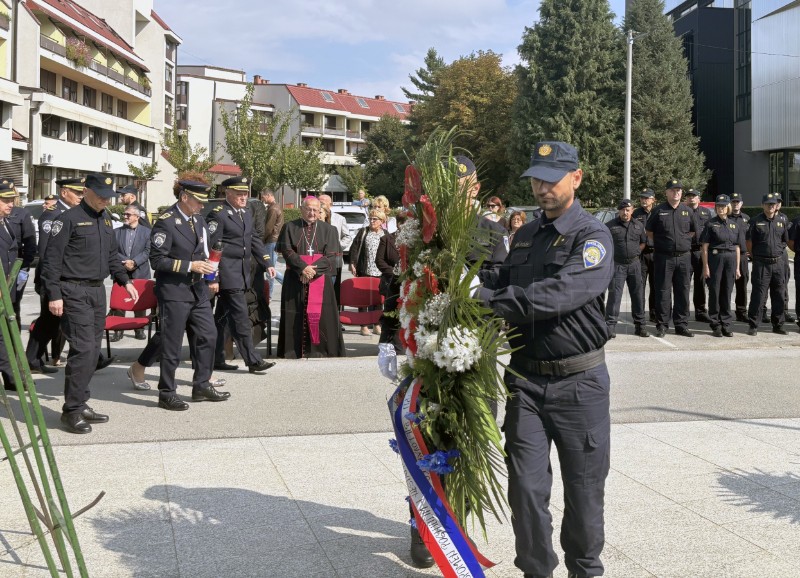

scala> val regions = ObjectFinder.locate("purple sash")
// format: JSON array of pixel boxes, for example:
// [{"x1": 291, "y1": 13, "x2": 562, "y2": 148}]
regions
[{"x1": 300, "y1": 254, "x2": 324, "y2": 345}]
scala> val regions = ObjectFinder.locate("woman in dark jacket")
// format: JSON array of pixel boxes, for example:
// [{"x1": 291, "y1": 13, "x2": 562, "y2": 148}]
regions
[
  {"x1": 348, "y1": 209, "x2": 386, "y2": 336},
  {"x1": 375, "y1": 213, "x2": 406, "y2": 352}
]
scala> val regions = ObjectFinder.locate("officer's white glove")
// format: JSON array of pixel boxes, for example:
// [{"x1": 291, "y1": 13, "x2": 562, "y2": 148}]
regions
[
  {"x1": 16, "y1": 270, "x2": 28, "y2": 291},
  {"x1": 377, "y1": 342, "x2": 398, "y2": 382}
]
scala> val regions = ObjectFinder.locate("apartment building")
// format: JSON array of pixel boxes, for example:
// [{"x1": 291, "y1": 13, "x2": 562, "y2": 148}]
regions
[{"x1": 9, "y1": 0, "x2": 179, "y2": 209}]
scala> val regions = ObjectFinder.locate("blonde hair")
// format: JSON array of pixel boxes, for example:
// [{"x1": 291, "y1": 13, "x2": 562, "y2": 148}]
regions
[
  {"x1": 369, "y1": 208, "x2": 387, "y2": 222},
  {"x1": 373, "y1": 195, "x2": 390, "y2": 210}
]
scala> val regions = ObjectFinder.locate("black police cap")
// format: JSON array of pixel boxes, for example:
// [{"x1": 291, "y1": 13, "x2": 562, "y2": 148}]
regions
[
  {"x1": 0, "y1": 179, "x2": 17, "y2": 198},
  {"x1": 220, "y1": 176, "x2": 250, "y2": 191},
  {"x1": 617, "y1": 199, "x2": 633, "y2": 210},
  {"x1": 730, "y1": 192, "x2": 743, "y2": 202},
  {"x1": 684, "y1": 188, "x2": 700, "y2": 197},
  {"x1": 762, "y1": 193, "x2": 779, "y2": 204},
  {"x1": 84, "y1": 173, "x2": 115, "y2": 198},
  {"x1": 715, "y1": 194, "x2": 731, "y2": 205},
  {"x1": 639, "y1": 188, "x2": 655, "y2": 198},
  {"x1": 665, "y1": 179, "x2": 683, "y2": 190},
  {"x1": 178, "y1": 180, "x2": 211, "y2": 202},
  {"x1": 452, "y1": 155, "x2": 477, "y2": 179},
  {"x1": 44, "y1": 194, "x2": 57, "y2": 201},
  {"x1": 521, "y1": 142, "x2": 579, "y2": 182},
  {"x1": 117, "y1": 184, "x2": 138, "y2": 196},
  {"x1": 55, "y1": 177, "x2": 85, "y2": 191}
]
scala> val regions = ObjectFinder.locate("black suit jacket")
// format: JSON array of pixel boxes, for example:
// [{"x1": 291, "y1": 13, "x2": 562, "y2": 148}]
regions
[
  {"x1": 206, "y1": 201, "x2": 271, "y2": 291},
  {"x1": 115, "y1": 225, "x2": 152, "y2": 279}
]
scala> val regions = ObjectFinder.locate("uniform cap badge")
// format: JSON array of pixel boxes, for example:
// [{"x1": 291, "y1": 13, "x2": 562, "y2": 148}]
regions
[
  {"x1": 105, "y1": 178, "x2": 112, "y2": 185},
  {"x1": 538, "y1": 144, "x2": 552, "y2": 157}
]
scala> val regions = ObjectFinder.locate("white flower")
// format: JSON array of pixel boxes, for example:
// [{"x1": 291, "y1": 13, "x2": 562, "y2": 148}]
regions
[
  {"x1": 405, "y1": 348, "x2": 415, "y2": 367},
  {"x1": 418, "y1": 293, "x2": 451, "y2": 327},
  {"x1": 432, "y1": 327, "x2": 481, "y2": 373},
  {"x1": 396, "y1": 218, "x2": 421, "y2": 248},
  {"x1": 414, "y1": 326, "x2": 439, "y2": 361},
  {"x1": 392, "y1": 263, "x2": 401, "y2": 276},
  {"x1": 412, "y1": 261, "x2": 425, "y2": 277}
]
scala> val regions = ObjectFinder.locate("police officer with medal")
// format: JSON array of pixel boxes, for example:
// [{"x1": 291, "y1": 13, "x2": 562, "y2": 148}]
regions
[
  {"x1": 206, "y1": 176, "x2": 276, "y2": 373},
  {"x1": 646, "y1": 179, "x2": 698, "y2": 338},
  {"x1": 26, "y1": 177, "x2": 85, "y2": 374},
  {"x1": 746, "y1": 193, "x2": 788, "y2": 336},
  {"x1": 728, "y1": 193, "x2": 750, "y2": 321},
  {"x1": 632, "y1": 188, "x2": 656, "y2": 322},
  {"x1": 605, "y1": 199, "x2": 649, "y2": 338},
  {"x1": 149, "y1": 180, "x2": 230, "y2": 410},
  {"x1": 477, "y1": 141, "x2": 613, "y2": 578},
  {"x1": 700, "y1": 195, "x2": 741, "y2": 337},
  {"x1": 40, "y1": 174, "x2": 139, "y2": 434},
  {"x1": 684, "y1": 188, "x2": 713, "y2": 322}
]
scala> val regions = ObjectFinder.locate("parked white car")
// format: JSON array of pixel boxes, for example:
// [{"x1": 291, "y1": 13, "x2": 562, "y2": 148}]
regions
[{"x1": 331, "y1": 203, "x2": 368, "y2": 254}]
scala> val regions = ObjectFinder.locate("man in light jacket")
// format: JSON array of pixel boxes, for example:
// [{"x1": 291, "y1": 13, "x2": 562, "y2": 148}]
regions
[{"x1": 318, "y1": 194, "x2": 352, "y2": 303}]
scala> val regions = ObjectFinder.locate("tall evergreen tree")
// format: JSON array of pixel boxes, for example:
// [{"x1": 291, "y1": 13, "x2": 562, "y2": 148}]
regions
[
  {"x1": 624, "y1": 0, "x2": 709, "y2": 196},
  {"x1": 402, "y1": 47, "x2": 445, "y2": 104},
  {"x1": 510, "y1": 0, "x2": 625, "y2": 206}
]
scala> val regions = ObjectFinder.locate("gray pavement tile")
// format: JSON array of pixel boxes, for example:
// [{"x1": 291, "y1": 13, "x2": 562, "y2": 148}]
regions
[
  {"x1": 604, "y1": 470, "x2": 676, "y2": 513},
  {"x1": 682, "y1": 486, "x2": 799, "y2": 525},
  {"x1": 693, "y1": 550, "x2": 799, "y2": 577},
  {"x1": 772, "y1": 480, "x2": 800, "y2": 501},
  {"x1": 335, "y1": 553, "x2": 442, "y2": 577},
  {"x1": 637, "y1": 468, "x2": 764, "y2": 504},
  {"x1": 723, "y1": 510, "x2": 800, "y2": 557},
  {"x1": 305, "y1": 508, "x2": 410, "y2": 544},
  {"x1": 177, "y1": 541, "x2": 334, "y2": 578},
  {"x1": 164, "y1": 484, "x2": 294, "y2": 517},
  {"x1": 289, "y1": 481, "x2": 411, "y2": 521},
  {"x1": 605, "y1": 503, "x2": 719, "y2": 546},
  {"x1": 168, "y1": 491, "x2": 301, "y2": 530},
  {"x1": 600, "y1": 544, "x2": 657, "y2": 578}
]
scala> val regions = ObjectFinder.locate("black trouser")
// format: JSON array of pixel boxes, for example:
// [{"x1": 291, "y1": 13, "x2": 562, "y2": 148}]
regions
[
  {"x1": 689, "y1": 248, "x2": 708, "y2": 314},
  {"x1": 734, "y1": 254, "x2": 749, "y2": 317},
  {"x1": 605, "y1": 259, "x2": 644, "y2": 327},
  {"x1": 137, "y1": 332, "x2": 162, "y2": 367},
  {"x1": 748, "y1": 259, "x2": 785, "y2": 328},
  {"x1": 60, "y1": 283, "x2": 105, "y2": 415},
  {"x1": 214, "y1": 289, "x2": 261, "y2": 366},
  {"x1": 379, "y1": 291, "x2": 402, "y2": 352},
  {"x1": 707, "y1": 251, "x2": 736, "y2": 330},
  {"x1": 783, "y1": 251, "x2": 790, "y2": 314},
  {"x1": 640, "y1": 251, "x2": 655, "y2": 316},
  {"x1": 653, "y1": 252, "x2": 691, "y2": 330},
  {"x1": 158, "y1": 299, "x2": 216, "y2": 399},
  {"x1": 26, "y1": 293, "x2": 65, "y2": 367},
  {"x1": 504, "y1": 363, "x2": 610, "y2": 578}
]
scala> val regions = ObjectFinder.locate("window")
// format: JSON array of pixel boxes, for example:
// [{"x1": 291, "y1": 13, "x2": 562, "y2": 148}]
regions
[
  {"x1": 41, "y1": 115, "x2": 60, "y2": 139},
  {"x1": 108, "y1": 132, "x2": 120, "y2": 151},
  {"x1": 101, "y1": 93, "x2": 113, "y2": 115},
  {"x1": 117, "y1": 99, "x2": 127, "y2": 119},
  {"x1": 126, "y1": 136, "x2": 136, "y2": 154},
  {"x1": 302, "y1": 112, "x2": 315, "y2": 126},
  {"x1": 321, "y1": 139, "x2": 335, "y2": 153},
  {"x1": 66, "y1": 121, "x2": 82, "y2": 143},
  {"x1": 165, "y1": 66, "x2": 173, "y2": 92},
  {"x1": 735, "y1": 0, "x2": 751, "y2": 121},
  {"x1": 324, "y1": 115, "x2": 337, "y2": 129},
  {"x1": 83, "y1": 86, "x2": 96, "y2": 108},
  {"x1": 164, "y1": 96, "x2": 173, "y2": 125},
  {"x1": 88, "y1": 126, "x2": 102, "y2": 147},
  {"x1": 40, "y1": 70, "x2": 57, "y2": 95},
  {"x1": 393, "y1": 103, "x2": 406, "y2": 113},
  {"x1": 140, "y1": 141, "x2": 152, "y2": 157},
  {"x1": 62, "y1": 78, "x2": 78, "y2": 102},
  {"x1": 320, "y1": 91, "x2": 334, "y2": 102},
  {"x1": 356, "y1": 97, "x2": 368, "y2": 108}
]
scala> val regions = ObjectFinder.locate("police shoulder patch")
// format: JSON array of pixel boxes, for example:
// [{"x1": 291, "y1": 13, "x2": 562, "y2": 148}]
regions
[
  {"x1": 159, "y1": 212, "x2": 173, "y2": 220},
  {"x1": 213, "y1": 205, "x2": 223, "y2": 212},
  {"x1": 153, "y1": 232, "x2": 166, "y2": 247},
  {"x1": 583, "y1": 239, "x2": 607, "y2": 269},
  {"x1": 42, "y1": 221, "x2": 52, "y2": 234},
  {"x1": 208, "y1": 221, "x2": 218, "y2": 234},
  {"x1": 50, "y1": 221, "x2": 63, "y2": 236}
]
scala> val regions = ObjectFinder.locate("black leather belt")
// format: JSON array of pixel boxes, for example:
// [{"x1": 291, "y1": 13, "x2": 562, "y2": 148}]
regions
[
  {"x1": 753, "y1": 256, "x2": 780, "y2": 264},
  {"x1": 511, "y1": 349, "x2": 605, "y2": 377},
  {"x1": 61, "y1": 278, "x2": 103, "y2": 287},
  {"x1": 656, "y1": 250, "x2": 688, "y2": 257},
  {"x1": 711, "y1": 249, "x2": 734, "y2": 254},
  {"x1": 615, "y1": 256, "x2": 639, "y2": 265}
]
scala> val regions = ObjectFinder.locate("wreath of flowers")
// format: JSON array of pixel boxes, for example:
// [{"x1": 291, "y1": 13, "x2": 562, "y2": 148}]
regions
[{"x1": 391, "y1": 129, "x2": 512, "y2": 534}]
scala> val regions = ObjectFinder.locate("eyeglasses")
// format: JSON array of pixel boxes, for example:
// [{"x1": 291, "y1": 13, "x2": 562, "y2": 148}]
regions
[
  {"x1": 487, "y1": 204, "x2": 498, "y2": 208},
  {"x1": 123, "y1": 213, "x2": 138, "y2": 218},
  {"x1": 369, "y1": 218, "x2": 382, "y2": 221}
]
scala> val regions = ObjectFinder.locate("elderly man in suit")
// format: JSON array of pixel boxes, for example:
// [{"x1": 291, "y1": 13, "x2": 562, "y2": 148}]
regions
[{"x1": 109, "y1": 204, "x2": 151, "y2": 341}]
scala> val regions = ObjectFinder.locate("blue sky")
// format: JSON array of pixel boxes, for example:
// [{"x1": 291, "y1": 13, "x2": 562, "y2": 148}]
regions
[{"x1": 155, "y1": 0, "x2": 631, "y2": 102}]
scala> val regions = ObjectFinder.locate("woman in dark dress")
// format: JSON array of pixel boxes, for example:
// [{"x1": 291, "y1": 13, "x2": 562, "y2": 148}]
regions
[{"x1": 374, "y1": 212, "x2": 407, "y2": 352}]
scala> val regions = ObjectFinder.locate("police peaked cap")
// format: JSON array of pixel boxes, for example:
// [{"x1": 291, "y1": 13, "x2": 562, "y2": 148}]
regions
[
  {"x1": 220, "y1": 176, "x2": 250, "y2": 191},
  {"x1": 55, "y1": 177, "x2": 85, "y2": 191},
  {"x1": 178, "y1": 180, "x2": 211, "y2": 201},
  {"x1": 117, "y1": 184, "x2": 138, "y2": 196},
  {"x1": 84, "y1": 173, "x2": 115, "y2": 198},
  {"x1": 0, "y1": 178, "x2": 17, "y2": 198}
]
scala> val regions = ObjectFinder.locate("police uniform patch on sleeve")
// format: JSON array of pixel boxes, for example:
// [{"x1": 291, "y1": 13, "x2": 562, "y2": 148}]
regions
[
  {"x1": 503, "y1": 235, "x2": 509, "y2": 253},
  {"x1": 50, "y1": 222, "x2": 63, "y2": 236},
  {"x1": 213, "y1": 205, "x2": 223, "y2": 212},
  {"x1": 153, "y1": 232, "x2": 166, "y2": 247},
  {"x1": 208, "y1": 221, "x2": 218, "y2": 234},
  {"x1": 42, "y1": 221, "x2": 52, "y2": 234},
  {"x1": 159, "y1": 212, "x2": 172, "y2": 220},
  {"x1": 583, "y1": 240, "x2": 606, "y2": 269}
]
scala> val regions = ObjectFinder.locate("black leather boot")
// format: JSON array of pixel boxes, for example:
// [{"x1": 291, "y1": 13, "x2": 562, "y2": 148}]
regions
[{"x1": 409, "y1": 526, "x2": 434, "y2": 568}]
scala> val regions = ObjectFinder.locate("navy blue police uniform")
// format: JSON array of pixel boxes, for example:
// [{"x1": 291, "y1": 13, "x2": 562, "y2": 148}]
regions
[
  {"x1": 645, "y1": 179, "x2": 698, "y2": 337},
  {"x1": 40, "y1": 174, "x2": 130, "y2": 433},
  {"x1": 207, "y1": 176, "x2": 274, "y2": 372},
  {"x1": 790, "y1": 214, "x2": 800, "y2": 327},
  {"x1": 0, "y1": 180, "x2": 21, "y2": 389},
  {"x1": 605, "y1": 199, "x2": 648, "y2": 337},
  {"x1": 728, "y1": 192, "x2": 750, "y2": 321},
  {"x1": 149, "y1": 181, "x2": 230, "y2": 410},
  {"x1": 775, "y1": 198, "x2": 793, "y2": 322},
  {"x1": 700, "y1": 195, "x2": 740, "y2": 336},
  {"x1": 26, "y1": 181, "x2": 83, "y2": 371},
  {"x1": 632, "y1": 189, "x2": 657, "y2": 322},
  {"x1": 6, "y1": 192, "x2": 37, "y2": 326},
  {"x1": 479, "y1": 142, "x2": 613, "y2": 578},
  {"x1": 685, "y1": 190, "x2": 712, "y2": 321},
  {"x1": 746, "y1": 193, "x2": 788, "y2": 334}
]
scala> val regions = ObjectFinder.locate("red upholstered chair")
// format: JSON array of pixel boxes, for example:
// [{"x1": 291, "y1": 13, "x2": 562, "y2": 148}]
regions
[
  {"x1": 339, "y1": 277, "x2": 384, "y2": 328},
  {"x1": 104, "y1": 279, "x2": 158, "y2": 357}
]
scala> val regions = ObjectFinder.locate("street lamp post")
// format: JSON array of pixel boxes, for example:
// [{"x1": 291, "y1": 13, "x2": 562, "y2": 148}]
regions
[{"x1": 624, "y1": 29, "x2": 634, "y2": 201}]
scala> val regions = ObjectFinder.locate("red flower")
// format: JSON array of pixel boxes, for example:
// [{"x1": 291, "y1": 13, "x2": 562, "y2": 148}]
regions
[
  {"x1": 406, "y1": 319, "x2": 418, "y2": 355},
  {"x1": 419, "y1": 195, "x2": 437, "y2": 243},
  {"x1": 403, "y1": 165, "x2": 422, "y2": 207},
  {"x1": 399, "y1": 244, "x2": 409, "y2": 271},
  {"x1": 422, "y1": 266, "x2": 439, "y2": 295}
]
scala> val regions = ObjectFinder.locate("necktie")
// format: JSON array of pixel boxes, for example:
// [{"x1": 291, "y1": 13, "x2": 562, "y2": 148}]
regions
[
  {"x1": 0, "y1": 219, "x2": 9, "y2": 242},
  {"x1": 238, "y1": 209, "x2": 245, "y2": 223},
  {"x1": 188, "y1": 216, "x2": 195, "y2": 232}
]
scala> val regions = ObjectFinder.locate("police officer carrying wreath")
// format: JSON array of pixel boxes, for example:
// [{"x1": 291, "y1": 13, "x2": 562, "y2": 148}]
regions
[
  {"x1": 700, "y1": 194, "x2": 741, "y2": 337},
  {"x1": 746, "y1": 193, "x2": 788, "y2": 336},
  {"x1": 149, "y1": 180, "x2": 231, "y2": 410},
  {"x1": 646, "y1": 179, "x2": 698, "y2": 338},
  {"x1": 207, "y1": 176, "x2": 276, "y2": 373},
  {"x1": 478, "y1": 141, "x2": 613, "y2": 578},
  {"x1": 605, "y1": 199, "x2": 648, "y2": 338},
  {"x1": 40, "y1": 173, "x2": 139, "y2": 434}
]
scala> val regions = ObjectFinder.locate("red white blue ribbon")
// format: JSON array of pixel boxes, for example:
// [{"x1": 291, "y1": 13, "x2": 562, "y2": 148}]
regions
[{"x1": 389, "y1": 376, "x2": 495, "y2": 577}]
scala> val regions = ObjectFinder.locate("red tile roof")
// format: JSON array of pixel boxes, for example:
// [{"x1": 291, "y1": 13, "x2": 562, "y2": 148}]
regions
[
  {"x1": 209, "y1": 163, "x2": 242, "y2": 176},
  {"x1": 284, "y1": 85, "x2": 409, "y2": 119},
  {"x1": 12, "y1": 129, "x2": 26, "y2": 142},
  {"x1": 150, "y1": 10, "x2": 171, "y2": 32},
  {"x1": 29, "y1": 0, "x2": 149, "y2": 72}
]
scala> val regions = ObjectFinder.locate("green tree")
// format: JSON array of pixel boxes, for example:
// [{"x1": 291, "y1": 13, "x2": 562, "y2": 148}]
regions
[
  {"x1": 624, "y1": 0, "x2": 709, "y2": 195},
  {"x1": 335, "y1": 164, "x2": 368, "y2": 198},
  {"x1": 219, "y1": 83, "x2": 295, "y2": 194},
  {"x1": 410, "y1": 50, "x2": 517, "y2": 197},
  {"x1": 356, "y1": 115, "x2": 413, "y2": 205},
  {"x1": 510, "y1": 0, "x2": 625, "y2": 206},
  {"x1": 401, "y1": 47, "x2": 446, "y2": 104},
  {"x1": 126, "y1": 161, "x2": 160, "y2": 181},
  {"x1": 270, "y1": 139, "x2": 326, "y2": 206},
  {"x1": 160, "y1": 127, "x2": 216, "y2": 179}
]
